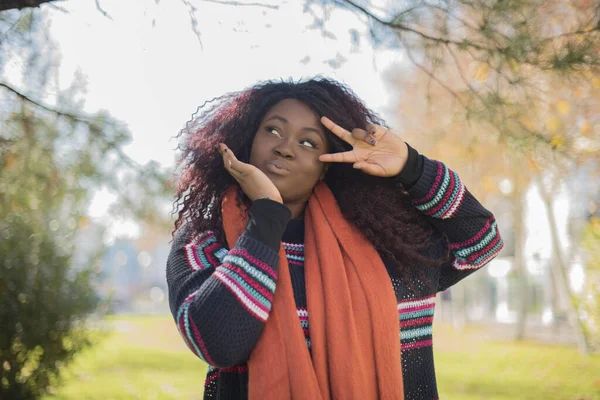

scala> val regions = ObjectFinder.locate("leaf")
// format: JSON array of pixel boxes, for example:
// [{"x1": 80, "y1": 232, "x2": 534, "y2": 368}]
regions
[
  {"x1": 509, "y1": 58, "x2": 520, "y2": 73},
  {"x1": 546, "y1": 116, "x2": 561, "y2": 132},
  {"x1": 527, "y1": 159, "x2": 540, "y2": 171},
  {"x1": 473, "y1": 63, "x2": 489, "y2": 81},
  {"x1": 556, "y1": 101, "x2": 570, "y2": 115},
  {"x1": 518, "y1": 116, "x2": 536, "y2": 131},
  {"x1": 592, "y1": 78, "x2": 600, "y2": 90},
  {"x1": 551, "y1": 135, "x2": 564, "y2": 149}
]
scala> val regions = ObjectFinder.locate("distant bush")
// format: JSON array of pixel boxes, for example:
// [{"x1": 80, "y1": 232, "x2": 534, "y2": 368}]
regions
[
  {"x1": 0, "y1": 215, "x2": 99, "y2": 399},
  {"x1": 0, "y1": 6, "x2": 168, "y2": 398},
  {"x1": 580, "y1": 217, "x2": 600, "y2": 352}
]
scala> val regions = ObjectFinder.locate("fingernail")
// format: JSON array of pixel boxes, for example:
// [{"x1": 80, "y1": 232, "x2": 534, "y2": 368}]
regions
[{"x1": 353, "y1": 164, "x2": 361, "y2": 169}]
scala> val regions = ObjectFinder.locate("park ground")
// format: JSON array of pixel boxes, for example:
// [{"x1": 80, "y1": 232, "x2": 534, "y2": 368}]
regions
[{"x1": 43, "y1": 315, "x2": 600, "y2": 400}]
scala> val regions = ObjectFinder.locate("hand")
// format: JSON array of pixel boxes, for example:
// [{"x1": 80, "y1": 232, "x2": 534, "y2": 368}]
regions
[
  {"x1": 219, "y1": 143, "x2": 283, "y2": 203},
  {"x1": 318, "y1": 116, "x2": 409, "y2": 178}
]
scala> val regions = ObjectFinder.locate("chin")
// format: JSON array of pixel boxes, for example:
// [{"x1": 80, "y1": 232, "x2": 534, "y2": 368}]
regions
[{"x1": 273, "y1": 184, "x2": 288, "y2": 199}]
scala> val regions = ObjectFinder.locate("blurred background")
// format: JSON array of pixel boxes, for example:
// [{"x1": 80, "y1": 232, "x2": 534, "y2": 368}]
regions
[{"x1": 0, "y1": 1, "x2": 598, "y2": 399}]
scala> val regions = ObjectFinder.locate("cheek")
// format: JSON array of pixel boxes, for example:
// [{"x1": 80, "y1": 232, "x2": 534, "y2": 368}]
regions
[
  {"x1": 301, "y1": 156, "x2": 326, "y2": 179},
  {"x1": 248, "y1": 136, "x2": 263, "y2": 164}
]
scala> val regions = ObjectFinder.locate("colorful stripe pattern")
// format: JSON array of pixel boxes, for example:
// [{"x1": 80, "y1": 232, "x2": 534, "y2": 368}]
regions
[
  {"x1": 167, "y1": 155, "x2": 502, "y2": 400},
  {"x1": 297, "y1": 307, "x2": 311, "y2": 349},
  {"x1": 411, "y1": 160, "x2": 504, "y2": 271},
  {"x1": 296, "y1": 296, "x2": 437, "y2": 353},
  {"x1": 176, "y1": 233, "x2": 280, "y2": 366},
  {"x1": 283, "y1": 242, "x2": 305, "y2": 266},
  {"x1": 411, "y1": 161, "x2": 466, "y2": 220},
  {"x1": 184, "y1": 231, "x2": 227, "y2": 271},
  {"x1": 398, "y1": 295, "x2": 436, "y2": 351},
  {"x1": 450, "y1": 218, "x2": 503, "y2": 270},
  {"x1": 205, "y1": 365, "x2": 248, "y2": 386},
  {"x1": 176, "y1": 288, "x2": 216, "y2": 365},
  {"x1": 213, "y1": 248, "x2": 278, "y2": 322}
]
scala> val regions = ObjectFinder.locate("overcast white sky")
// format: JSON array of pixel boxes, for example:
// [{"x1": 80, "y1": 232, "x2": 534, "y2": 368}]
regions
[{"x1": 47, "y1": 0, "x2": 402, "y2": 167}]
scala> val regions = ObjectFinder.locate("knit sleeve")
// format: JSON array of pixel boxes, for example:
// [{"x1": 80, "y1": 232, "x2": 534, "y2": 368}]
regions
[
  {"x1": 166, "y1": 199, "x2": 291, "y2": 367},
  {"x1": 399, "y1": 156, "x2": 504, "y2": 292}
]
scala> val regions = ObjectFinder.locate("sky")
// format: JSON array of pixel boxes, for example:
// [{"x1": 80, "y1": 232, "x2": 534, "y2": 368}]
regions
[
  {"x1": 47, "y1": 0, "x2": 402, "y2": 167},
  {"x1": 41, "y1": 0, "x2": 403, "y2": 236}
]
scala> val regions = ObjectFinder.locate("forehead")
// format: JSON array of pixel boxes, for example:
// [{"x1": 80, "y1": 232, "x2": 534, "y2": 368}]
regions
[{"x1": 263, "y1": 99, "x2": 320, "y2": 125}]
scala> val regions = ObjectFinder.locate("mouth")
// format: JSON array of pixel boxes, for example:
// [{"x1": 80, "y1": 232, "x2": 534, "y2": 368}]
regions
[{"x1": 265, "y1": 160, "x2": 291, "y2": 176}]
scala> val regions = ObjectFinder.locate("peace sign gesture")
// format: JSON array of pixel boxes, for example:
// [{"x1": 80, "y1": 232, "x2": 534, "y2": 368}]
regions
[{"x1": 318, "y1": 116, "x2": 409, "y2": 178}]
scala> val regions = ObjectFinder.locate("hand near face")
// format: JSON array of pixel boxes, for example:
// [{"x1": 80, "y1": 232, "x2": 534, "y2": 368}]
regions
[
  {"x1": 318, "y1": 117, "x2": 409, "y2": 178},
  {"x1": 219, "y1": 143, "x2": 283, "y2": 203}
]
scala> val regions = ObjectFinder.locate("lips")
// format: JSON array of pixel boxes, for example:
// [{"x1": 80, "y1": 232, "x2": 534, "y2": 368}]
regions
[
  {"x1": 265, "y1": 160, "x2": 291, "y2": 175},
  {"x1": 267, "y1": 160, "x2": 290, "y2": 171}
]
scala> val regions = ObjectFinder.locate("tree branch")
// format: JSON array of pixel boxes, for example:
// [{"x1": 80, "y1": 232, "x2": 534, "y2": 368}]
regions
[
  {"x1": 0, "y1": 81, "x2": 140, "y2": 168},
  {"x1": 1, "y1": 82, "x2": 93, "y2": 124},
  {"x1": 95, "y1": 0, "x2": 113, "y2": 20},
  {"x1": 198, "y1": 0, "x2": 278, "y2": 9},
  {"x1": 443, "y1": 43, "x2": 484, "y2": 103},
  {"x1": 0, "y1": 0, "x2": 59, "y2": 13},
  {"x1": 339, "y1": 0, "x2": 492, "y2": 52},
  {"x1": 181, "y1": 0, "x2": 203, "y2": 50},
  {"x1": 402, "y1": 44, "x2": 467, "y2": 109},
  {"x1": 340, "y1": 0, "x2": 599, "y2": 68}
]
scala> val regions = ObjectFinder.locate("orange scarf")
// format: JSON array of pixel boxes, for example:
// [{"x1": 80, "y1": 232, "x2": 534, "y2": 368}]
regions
[{"x1": 222, "y1": 182, "x2": 404, "y2": 400}]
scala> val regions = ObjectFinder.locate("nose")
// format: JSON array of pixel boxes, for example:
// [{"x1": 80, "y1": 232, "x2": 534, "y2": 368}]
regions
[{"x1": 273, "y1": 138, "x2": 295, "y2": 159}]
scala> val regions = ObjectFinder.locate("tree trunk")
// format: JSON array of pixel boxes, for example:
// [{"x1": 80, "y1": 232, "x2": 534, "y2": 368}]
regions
[
  {"x1": 0, "y1": 0, "x2": 56, "y2": 12},
  {"x1": 513, "y1": 183, "x2": 528, "y2": 340},
  {"x1": 536, "y1": 175, "x2": 590, "y2": 354},
  {"x1": 547, "y1": 251, "x2": 561, "y2": 336}
]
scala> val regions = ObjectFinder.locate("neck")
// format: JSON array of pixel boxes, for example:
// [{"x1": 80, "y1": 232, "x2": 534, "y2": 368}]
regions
[{"x1": 284, "y1": 199, "x2": 307, "y2": 220}]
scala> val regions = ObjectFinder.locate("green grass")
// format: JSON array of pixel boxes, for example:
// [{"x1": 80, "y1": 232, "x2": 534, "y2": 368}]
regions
[
  {"x1": 43, "y1": 316, "x2": 600, "y2": 400},
  {"x1": 43, "y1": 316, "x2": 207, "y2": 400},
  {"x1": 433, "y1": 324, "x2": 600, "y2": 400}
]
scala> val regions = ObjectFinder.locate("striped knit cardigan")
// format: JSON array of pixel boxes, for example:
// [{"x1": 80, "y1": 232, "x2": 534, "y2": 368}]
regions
[{"x1": 166, "y1": 148, "x2": 503, "y2": 400}]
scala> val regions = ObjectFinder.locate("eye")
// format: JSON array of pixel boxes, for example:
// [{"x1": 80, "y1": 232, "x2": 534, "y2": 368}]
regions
[
  {"x1": 266, "y1": 126, "x2": 282, "y2": 138},
  {"x1": 300, "y1": 139, "x2": 318, "y2": 149}
]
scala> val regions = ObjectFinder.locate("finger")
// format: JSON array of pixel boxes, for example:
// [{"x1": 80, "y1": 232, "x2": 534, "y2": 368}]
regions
[
  {"x1": 365, "y1": 124, "x2": 388, "y2": 140},
  {"x1": 220, "y1": 144, "x2": 243, "y2": 174},
  {"x1": 319, "y1": 150, "x2": 358, "y2": 164},
  {"x1": 321, "y1": 116, "x2": 355, "y2": 145},
  {"x1": 352, "y1": 128, "x2": 376, "y2": 146}
]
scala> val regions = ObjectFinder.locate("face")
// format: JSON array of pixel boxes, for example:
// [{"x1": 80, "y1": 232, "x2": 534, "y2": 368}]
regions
[{"x1": 249, "y1": 98, "x2": 330, "y2": 203}]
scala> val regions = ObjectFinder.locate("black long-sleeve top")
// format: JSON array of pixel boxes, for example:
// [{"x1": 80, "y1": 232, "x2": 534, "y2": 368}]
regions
[{"x1": 166, "y1": 146, "x2": 503, "y2": 399}]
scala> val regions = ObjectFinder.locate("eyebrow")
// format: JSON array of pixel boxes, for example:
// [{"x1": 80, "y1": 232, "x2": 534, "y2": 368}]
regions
[{"x1": 264, "y1": 115, "x2": 327, "y2": 142}]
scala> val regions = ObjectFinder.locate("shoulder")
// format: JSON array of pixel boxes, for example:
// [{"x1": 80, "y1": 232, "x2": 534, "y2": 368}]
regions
[
  {"x1": 421, "y1": 230, "x2": 449, "y2": 260},
  {"x1": 170, "y1": 224, "x2": 228, "y2": 267},
  {"x1": 172, "y1": 218, "x2": 225, "y2": 246}
]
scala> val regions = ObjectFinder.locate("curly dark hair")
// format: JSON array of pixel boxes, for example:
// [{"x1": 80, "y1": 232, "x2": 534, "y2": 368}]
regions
[{"x1": 173, "y1": 77, "x2": 449, "y2": 277}]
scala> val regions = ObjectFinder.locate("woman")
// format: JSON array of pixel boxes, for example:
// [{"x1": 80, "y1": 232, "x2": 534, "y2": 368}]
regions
[{"x1": 167, "y1": 77, "x2": 503, "y2": 400}]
